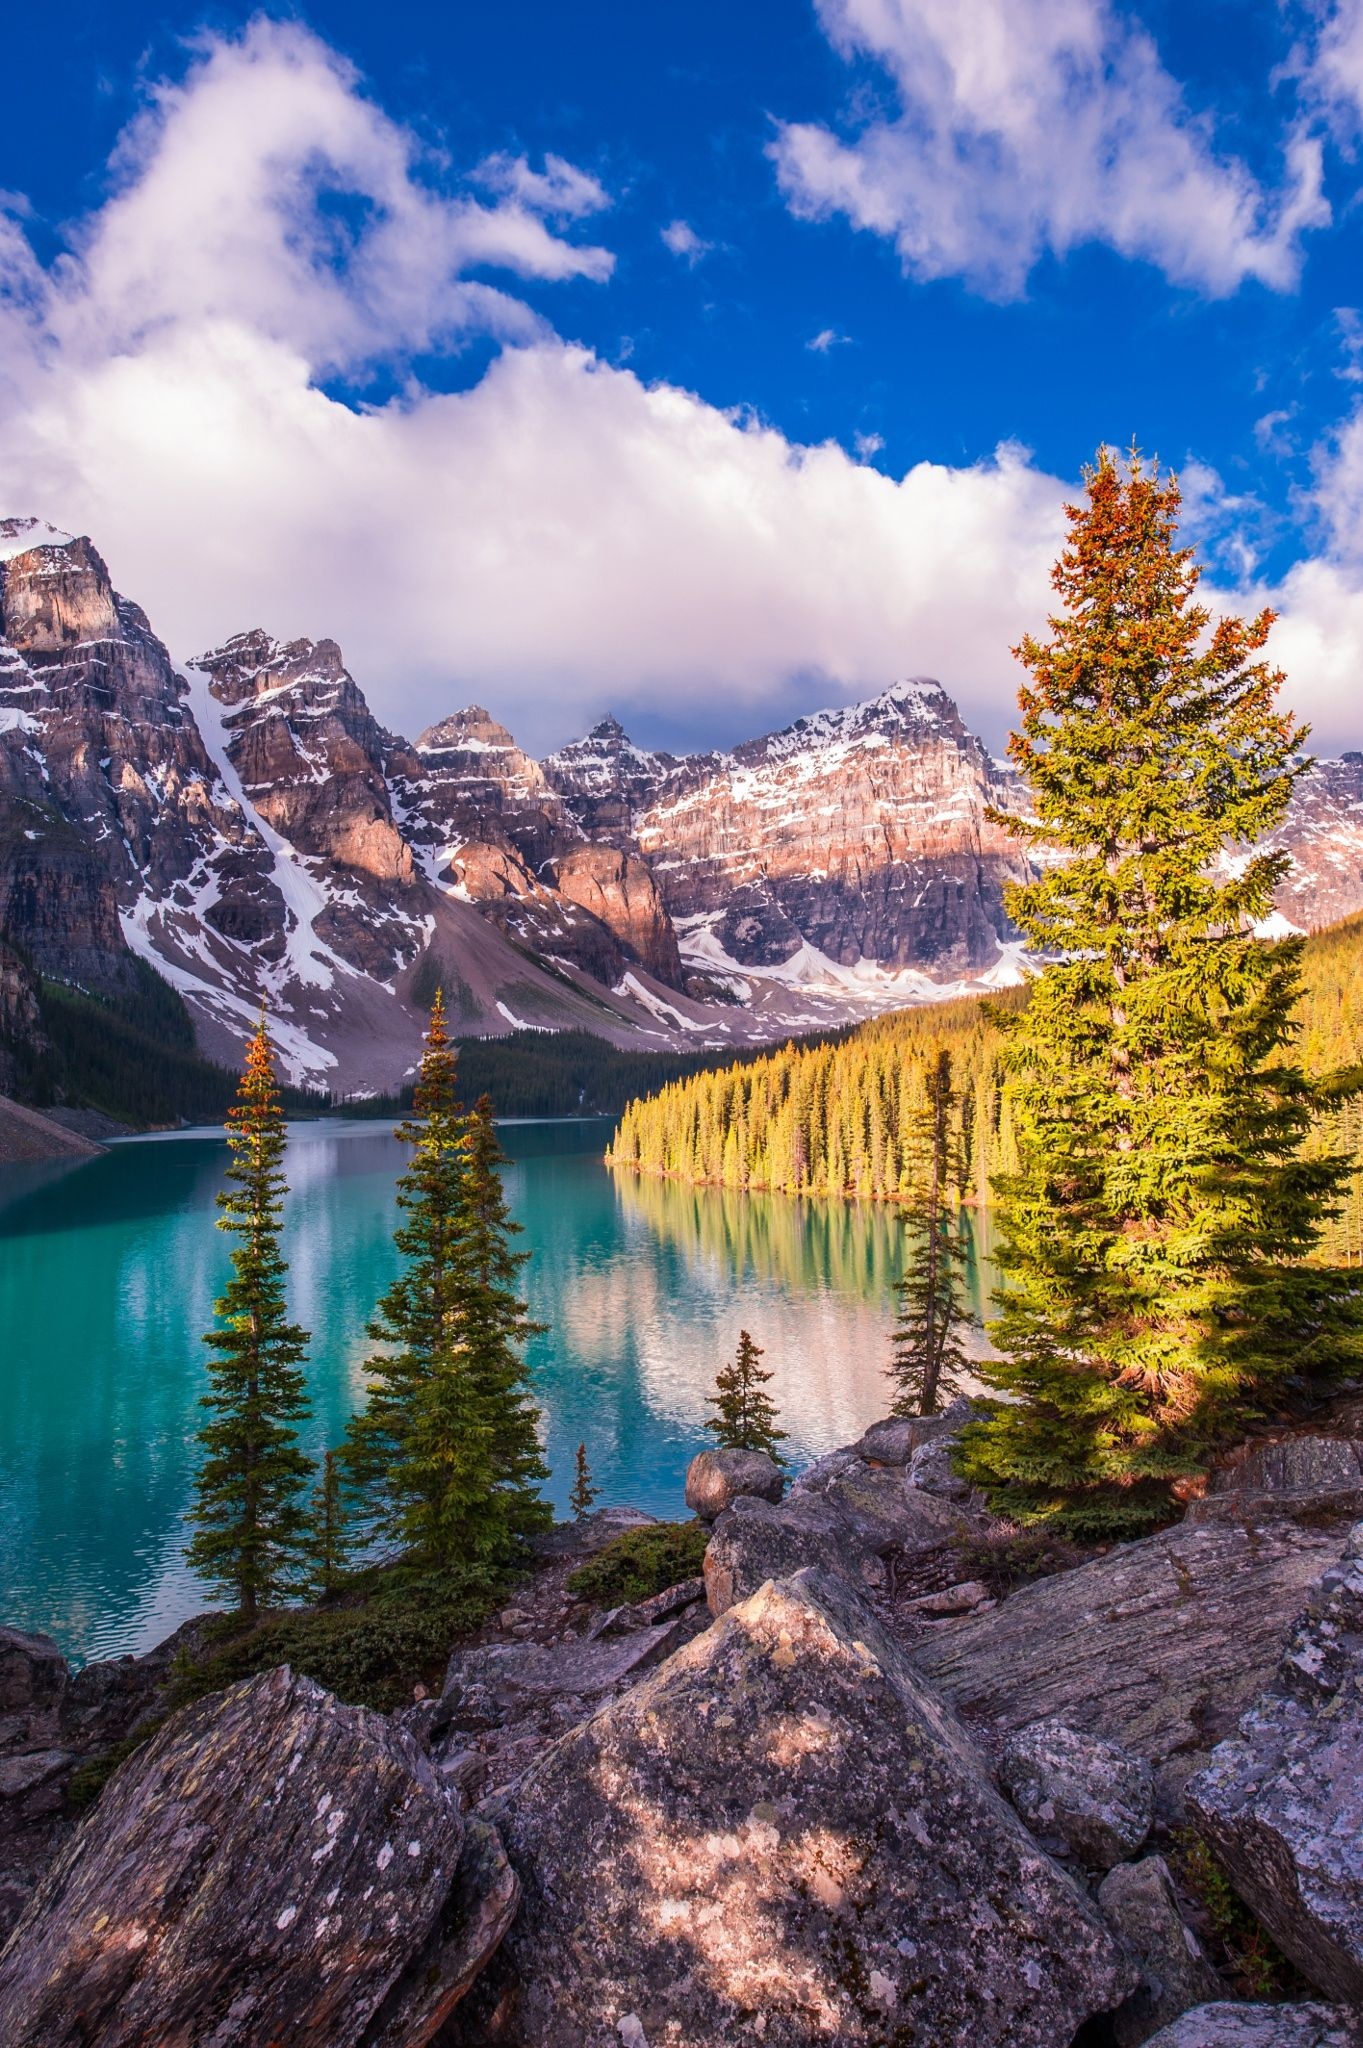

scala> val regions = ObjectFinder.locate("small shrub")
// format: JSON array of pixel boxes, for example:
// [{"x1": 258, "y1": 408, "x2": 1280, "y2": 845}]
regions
[
  {"x1": 167, "y1": 1560, "x2": 509, "y2": 1716},
  {"x1": 566, "y1": 1520, "x2": 709, "y2": 1606},
  {"x1": 1173, "y1": 1832, "x2": 1305, "y2": 2000},
  {"x1": 955, "y1": 1524, "x2": 1087, "y2": 1597}
]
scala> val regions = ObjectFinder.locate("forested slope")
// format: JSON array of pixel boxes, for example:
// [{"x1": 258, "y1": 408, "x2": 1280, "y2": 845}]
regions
[{"x1": 608, "y1": 913, "x2": 1363, "y2": 1263}]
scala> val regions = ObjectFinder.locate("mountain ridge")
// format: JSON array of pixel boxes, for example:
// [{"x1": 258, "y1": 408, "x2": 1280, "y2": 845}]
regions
[{"x1": 2, "y1": 515, "x2": 1360, "y2": 1093}]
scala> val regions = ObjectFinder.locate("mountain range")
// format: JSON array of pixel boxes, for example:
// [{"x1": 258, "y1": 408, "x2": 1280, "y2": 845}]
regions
[{"x1": 2, "y1": 515, "x2": 1361, "y2": 1095}]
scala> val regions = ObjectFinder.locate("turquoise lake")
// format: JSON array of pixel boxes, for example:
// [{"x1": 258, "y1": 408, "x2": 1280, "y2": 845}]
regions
[{"x1": 0, "y1": 1119, "x2": 999, "y2": 1664}]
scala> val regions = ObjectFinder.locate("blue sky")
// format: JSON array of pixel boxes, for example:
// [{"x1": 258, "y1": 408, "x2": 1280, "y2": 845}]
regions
[{"x1": 3, "y1": 1, "x2": 1363, "y2": 755}]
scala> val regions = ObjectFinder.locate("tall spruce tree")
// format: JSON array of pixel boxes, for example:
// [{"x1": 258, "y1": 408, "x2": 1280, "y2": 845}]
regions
[
  {"x1": 958, "y1": 448, "x2": 1363, "y2": 1537},
  {"x1": 347, "y1": 1003, "x2": 549, "y2": 1561},
  {"x1": 707, "y1": 1331, "x2": 787, "y2": 1461},
  {"x1": 345, "y1": 989, "x2": 473, "y2": 1547},
  {"x1": 889, "y1": 1049, "x2": 973, "y2": 1416},
  {"x1": 449, "y1": 1096, "x2": 551, "y2": 1546},
  {"x1": 187, "y1": 1017, "x2": 313, "y2": 1617}
]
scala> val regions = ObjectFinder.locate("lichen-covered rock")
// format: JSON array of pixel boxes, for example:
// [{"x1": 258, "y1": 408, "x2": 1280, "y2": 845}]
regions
[
  {"x1": 852, "y1": 1416, "x2": 933, "y2": 1465},
  {"x1": 788, "y1": 1450, "x2": 977, "y2": 1553},
  {"x1": 914, "y1": 1515, "x2": 1352, "y2": 1769},
  {"x1": 442, "y1": 1613, "x2": 697, "y2": 1720},
  {"x1": 1142, "y1": 2004, "x2": 1363, "y2": 2047},
  {"x1": 999, "y1": 1718, "x2": 1153, "y2": 1869},
  {"x1": 0, "y1": 1630, "x2": 67, "y2": 1727},
  {"x1": 684, "y1": 1448, "x2": 785, "y2": 1521},
  {"x1": 703, "y1": 1491, "x2": 861, "y2": 1618},
  {"x1": 1097, "y1": 1855, "x2": 1221, "y2": 2046},
  {"x1": 907, "y1": 1432, "x2": 977, "y2": 1500},
  {"x1": 0, "y1": 1665, "x2": 506, "y2": 2047},
  {"x1": 480, "y1": 1568, "x2": 1132, "y2": 2048},
  {"x1": 1186, "y1": 1435, "x2": 1363, "y2": 1529},
  {"x1": 1188, "y1": 1523, "x2": 1363, "y2": 2003}
]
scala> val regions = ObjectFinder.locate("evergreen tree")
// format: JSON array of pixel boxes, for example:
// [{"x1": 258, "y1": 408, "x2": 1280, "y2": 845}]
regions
[
  {"x1": 570, "y1": 1442, "x2": 600, "y2": 1519},
  {"x1": 345, "y1": 988, "x2": 470, "y2": 1546},
  {"x1": 305, "y1": 1449, "x2": 353, "y2": 1600},
  {"x1": 187, "y1": 1017, "x2": 313, "y2": 1618},
  {"x1": 347, "y1": 1003, "x2": 549, "y2": 1561},
  {"x1": 451, "y1": 1096, "x2": 552, "y2": 1546},
  {"x1": 707, "y1": 1331, "x2": 787, "y2": 1461},
  {"x1": 958, "y1": 448, "x2": 1363, "y2": 1536},
  {"x1": 889, "y1": 1049, "x2": 973, "y2": 1415}
]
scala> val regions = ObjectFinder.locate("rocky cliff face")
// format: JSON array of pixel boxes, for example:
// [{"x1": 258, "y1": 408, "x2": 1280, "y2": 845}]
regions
[{"x1": 2, "y1": 514, "x2": 1360, "y2": 1095}]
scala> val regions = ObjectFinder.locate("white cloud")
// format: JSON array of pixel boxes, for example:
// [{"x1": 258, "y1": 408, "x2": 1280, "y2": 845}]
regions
[
  {"x1": 0, "y1": 16, "x2": 1356, "y2": 761},
  {"x1": 854, "y1": 431, "x2": 885, "y2": 459},
  {"x1": 807, "y1": 327, "x2": 851, "y2": 352},
  {"x1": 660, "y1": 219, "x2": 711, "y2": 264},
  {"x1": 474, "y1": 150, "x2": 610, "y2": 220},
  {"x1": 772, "y1": 0, "x2": 1329, "y2": 298}
]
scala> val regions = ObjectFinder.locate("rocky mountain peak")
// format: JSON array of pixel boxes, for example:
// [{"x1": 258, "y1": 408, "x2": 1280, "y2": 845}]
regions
[
  {"x1": 416, "y1": 707, "x2": 526, "y2": 758},
  {"x1": 0, "y1": 518, "x2": 77, "y2": 562}
]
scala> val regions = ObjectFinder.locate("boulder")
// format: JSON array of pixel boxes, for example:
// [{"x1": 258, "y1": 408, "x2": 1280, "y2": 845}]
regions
[
  {"x1": 788, "y1": 1451, "x2": 978, "y2": 1554},
  {"x1": 482, "y1": 1568, "x2": 1133, "y2": 2047},
  {"x1": 1185, "y1": 1433, "x2": 1363, "y2": 1528},
  {"x1": 0, "y1": 1665, "x2": 509, "y2": 2047},
  {"x1": 998, "y1": 1717, "x2": 1154, "y2": 1869},
  {"x1": 1097, "y1": 1856, "x2": 1222, "y2": 2046},
  {"x1": 1142, "y1": 2004, "x2": 1363, "y2": 2047},
  {"x1": 684, "y1": 1448, "x2": 785, "y2": 1521},
  {"x1": 913, "y1": 1514, "x2": 1352, "y2": 1771},
  {"x1": 532, "y1": 1507, "x2": 656, "y2": 1561},
  {"x1": 362, "y1": 1818, "x2": 520, "y2": 2048},
  {"x1": 703, "y1": 1492, "x2": 862, "y2": 1618},
  {"x1": 907, "y1": 1432, "x2": 977, "y2": 1500},
  {"x1": 1188, "y1": 1523, "x2": 1363, "y2": 2003},
  {"x1": 442, "y1": 1613, "x2": 698, "y2": 1720},
  {"x1": 852, "y1": 1415, "x2": 937, "y2": 1465},
  {"x1": 588, "y1": 1576, "x2": 707, "y2": 1638},
  {"x1": 0, "y1": 1629, "x2": 67, "y2": 1725}
]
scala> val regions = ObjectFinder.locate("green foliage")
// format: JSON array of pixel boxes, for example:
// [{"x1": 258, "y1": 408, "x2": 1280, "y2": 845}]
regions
[
  {"x1": 347, "y1": 995, "x2": 550, "y2": 1565},
  {"x1": 706, "y1": 1329, "x2": 787, "y2": 1462},
  {"x1": 338, "y1": 1028, "x2": 826, "y2": 1122},
  {"x1": 187, "y1": 1019, "x2": 314, "y2": 1617},
  {"x1": 608, "y1": 989, "x2": 1022, "y2": 1202},
  {"x1": 1173, "y1": 1832, "x2": 1304, "y2": 2000},
  {"x1": 958, "y1": 449, "x2": 1363, "y2": 1537},
  {"x1": 36, "y1": 961, "x2": 244, "y2": 1125},
  {"x1": 890, "y1": 1049, "x2": 975, "y2": 1416},
  {"x1": 565, "y1": 1520, "x2": 709, "y2": 1605},
  {"x1": 570, "y1": 1442, "x2": 600, "y2": 1519},
  {"x1": 606, "y1": 916, "x2": 1363, "y2": 1267}
]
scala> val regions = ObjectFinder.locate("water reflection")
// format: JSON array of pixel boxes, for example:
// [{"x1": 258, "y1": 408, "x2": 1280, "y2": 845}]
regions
[{"x1": 0, "y1": 1121, "x2": 1000, "y2": 1662}]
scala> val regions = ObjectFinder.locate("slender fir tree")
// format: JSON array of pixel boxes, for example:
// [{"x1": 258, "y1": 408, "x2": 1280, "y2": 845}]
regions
[
  {"x1": 889, "y1": 1049, "x2": 973, "y2": 1416},
  {"x1": 304, "y1": 1449, "x2": 353, "y2": 1600},
  {"x1": 453, "y1": 1096, "x2": 551, "y2": 1546},
  {"x1": 347, "y1": 1005, "x2": 550, "y2": 1561},
  {"x1": 187, "y1": 1016, "x2": 313, "y2": 1618},
  {"x1": 958, "y1": 448, "x2": 1363, "y2": 1536},
  {"x1": 345, "y1": 988, "x2": 472, "y2": 1545},
  {"x1": 570, "y1": 1442, "x2": 600, "y2": 1519},
  {"x1": 707, "y1": 1331, "x2": 787, "y2": 1461}
]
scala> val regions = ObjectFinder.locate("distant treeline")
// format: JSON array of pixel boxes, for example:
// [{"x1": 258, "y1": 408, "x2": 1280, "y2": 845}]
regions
[
  {"x1": 608, "y1": 914, "x2": 1363, "y2": 1266},
  {"x1": 334, "y1": 1027, "x2": 852, "y2": 1122}
]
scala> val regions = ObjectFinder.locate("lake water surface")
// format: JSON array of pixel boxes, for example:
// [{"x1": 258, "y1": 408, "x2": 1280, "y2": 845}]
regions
[{"x1": 0, "y1": 1119, "x2": 998, "y2": 1663}]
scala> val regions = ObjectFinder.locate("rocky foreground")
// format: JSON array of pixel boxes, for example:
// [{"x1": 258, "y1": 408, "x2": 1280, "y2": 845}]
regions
[{"x1": 2, "y1": 1407, "x2": 1363, "y2": 2045}]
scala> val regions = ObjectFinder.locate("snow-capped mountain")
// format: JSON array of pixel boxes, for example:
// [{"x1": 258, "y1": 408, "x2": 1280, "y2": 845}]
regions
[{"x1": 2, "y1": 517, "x2": 1360, "y2": 1091}]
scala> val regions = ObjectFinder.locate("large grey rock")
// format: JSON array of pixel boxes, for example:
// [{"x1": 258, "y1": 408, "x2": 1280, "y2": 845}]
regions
[
  {"x1": 914, "y1": 1514, "x2": 1352, "y2": 1769},
  {"x1": 1188, "y1": 1523, "x2": 1363, "y2": 2003},
  {"x1": 1098, "y1": 1855, "x2": 1222, "y2": 2046},
  {"x1": 907, "y1": 1431, "x2": 978, "y2": 1500},
  {"x1": 853, "y1": 1415, "x2": 942, "y2": 1465},
  {"x1": 1210, "y1": 1437, "x2": 1363, "y2": 1495},
  {"x1": 788, "y1": 1450, "x2": 978, "y2": 1553},
  {"x1": 0, "y1": 1630, "x2": 67, "y2": 1727},
  {"x1": 0, "y1": 1665, "x2": 508, "y2": 2047},
  {"x1": 1142, "y1": 2004, "x2": 1363, "y2": 2047},
  {"x1": 443, "y1": 1614, "x2": 695, "y2": 1718},
  {"x1": 532, "y1": 1507, "x2": 656, "y2": 1561},
  {"x1": 1187, "y1": 1435, "x2": 1363, "y2": 1528},
  {"x1": 483, "y1": 1568, "x2": 1133, "y2": 2047},
  {"x1": 703, "y1": 1491, "x2": 862, "y2": 1618},
  {"x1": 684, "y1": 1447, "x2": 784, "y2": 1521},
  {"x1": 999, "y1": 1717, "x2": 1154, "y2": 1868}
]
